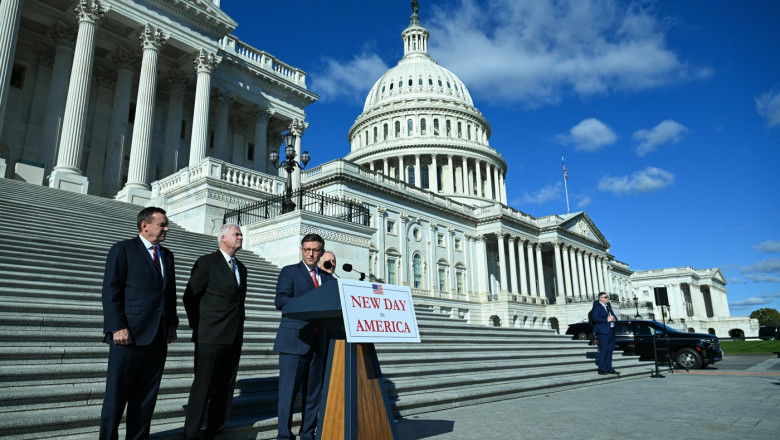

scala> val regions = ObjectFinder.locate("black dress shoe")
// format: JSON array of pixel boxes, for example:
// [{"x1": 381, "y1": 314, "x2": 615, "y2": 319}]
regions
[
  {"x1": 608, "y1": 370, "x2": 620, "y2": 375},
  {"x1": 598, "y1": 370, "x2": 607, "y2": 375}
]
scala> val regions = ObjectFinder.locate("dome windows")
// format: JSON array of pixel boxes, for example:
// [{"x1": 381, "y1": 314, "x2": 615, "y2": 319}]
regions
[
  {"x1": 420, "y1": 118, "x2": 427, "y2": 135},
  {"x1": 428, "y1": 78, "x2": 433, "y2": 86},
  {"x1": 433, "y1": 118, "x2": 439, "y2": 136},
  {"x1": 407, "y1": 119, "x2": 413, "y2": 136},
  {"x1": 389, "y1": 82, "x2": 393, "y2": 90},
  {"x1": 438, "y1": 79, "x2": 442, "y2": 87},
  {"x1": 408, "y1": 78, "x2": 413, "y2": 87}
]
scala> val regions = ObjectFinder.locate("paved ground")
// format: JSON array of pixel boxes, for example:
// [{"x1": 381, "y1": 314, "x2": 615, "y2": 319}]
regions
[{"x1": 394, "y1": 354, "x2": 780, "y2": 440}]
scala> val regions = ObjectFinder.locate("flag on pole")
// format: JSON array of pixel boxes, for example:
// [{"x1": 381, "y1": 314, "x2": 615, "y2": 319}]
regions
[{"x1": 562, "y1": 156, "x2": 568, "y2": 181}]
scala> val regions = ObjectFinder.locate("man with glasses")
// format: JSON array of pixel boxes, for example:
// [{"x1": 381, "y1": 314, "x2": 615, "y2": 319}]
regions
[
  {"x1": 317, "y1": 251, "x2": 337, "y2": 275},
  {"x1": 592, "y1": 292, "x2": 619, "y2": 375},
  {"x1": 273, "y1": 234, "x2": 334, "y2": 440}
]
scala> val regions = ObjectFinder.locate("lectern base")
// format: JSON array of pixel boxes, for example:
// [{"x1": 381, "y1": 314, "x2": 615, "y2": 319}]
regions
[{"x1": 318, "y1": 340, "x2": 399, "y2": 440}]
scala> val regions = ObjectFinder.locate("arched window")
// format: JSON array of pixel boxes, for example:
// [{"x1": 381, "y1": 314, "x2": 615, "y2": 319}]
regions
[
  {"x1": 438, "y1": 268, "x2": 447, "y2": 291},
  {"x1": 438, "y1": 79, "x2": 442, "y2": 87},
  {"x1": 421, "y1": 165, "x2": 429, "y2": 189},
  {"x1": 387, "y1": 258, "x2": 396, "y2": 284},
  {"x1": 433, "y1": 119, "x2": 439, "y2": 136},
  {"x1": 383, "y1": 123, "x2": 388, "y2": 140},
  {"x1": 407, "y1": 119, "x2": 413, "y2": 136},
  {"x1": 389, "y1": 82, "x2": 393, "y2": 90},
  {"x1": 420, "y1": 118, "x2": 427, "y2": 135},
  {"x1": 413, "y1": 254, "x2": 422, "y2": 288},
  {"x1": 373, "y1": 126, "x2": 378, "y2": 143},
  {"x1": 467, "y1": 123, "x2": 471, "y2": 140},
  {"x1": 418, "y1": 77, "x2": 423, "y2": 85},
  {"x1": 457, "y1": 122, "x2": 462, "y2": 138},
  {"x1": 398, "y1": 80, "x2": 403, "y2": 88},
  {"x1": 394, "y1": 121, "x2": 401, "y2": 138},
  {"x1": 445, "y1": 120, "x2": 451, "y2": 137},
  {"x1": 408, "y1": 78, "x2": 413, "y2": 87},
  {"x1": 428, "y1": 78, "x2": 433, "y2": 86},
  {"x1": 408, "y1": 167, "x2": 415, "y2": 186}
]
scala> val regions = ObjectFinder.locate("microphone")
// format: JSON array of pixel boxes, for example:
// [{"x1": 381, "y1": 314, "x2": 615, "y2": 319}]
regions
[
  {"x1": 322, "y1": 260, "x2": 339, "y2": 278},
  {"x1": 341, "y1": 263, "x2": 366, "y2": 281}
]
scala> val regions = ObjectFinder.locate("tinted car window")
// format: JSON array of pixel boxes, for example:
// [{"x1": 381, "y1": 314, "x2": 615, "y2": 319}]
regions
[
  {"x1": 615, "y1": 322, "x2": 632, "y2": 335},
  {"x1": 636, "y1": 323, "x2": 653, "y2": 336}
]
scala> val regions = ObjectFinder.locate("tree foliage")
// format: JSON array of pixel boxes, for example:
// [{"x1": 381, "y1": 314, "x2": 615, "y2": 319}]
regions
[{"x1": 749, "y1": 308, "x2": 780, "y2": 326}]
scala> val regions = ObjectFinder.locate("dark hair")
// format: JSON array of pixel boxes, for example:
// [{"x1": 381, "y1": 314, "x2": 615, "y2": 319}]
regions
[
  {"x1": 136, "y1": 207, "x2": 167, "y2": 231},
  {"x1": 301, "y1": 233, "x2": 325, "y2": 248}
]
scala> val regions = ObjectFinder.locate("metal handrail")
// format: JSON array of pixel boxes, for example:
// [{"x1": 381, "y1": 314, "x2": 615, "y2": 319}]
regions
[{"x1": 223, "y1": 188, "x2": 370, "y2": 226}]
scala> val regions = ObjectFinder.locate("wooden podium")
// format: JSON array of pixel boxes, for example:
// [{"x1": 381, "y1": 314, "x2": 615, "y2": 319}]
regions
[{"x1": 283, "y1": 281, "x2": 400, "y2": 440}]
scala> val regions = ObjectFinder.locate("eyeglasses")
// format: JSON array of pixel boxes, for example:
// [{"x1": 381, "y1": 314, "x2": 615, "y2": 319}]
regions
[
  {"x1": 302, "y1": 248, "x2": 323, "y2": 254},
  {"x1": 599, "y1": 296, "x2": 608, "y2": 299}
]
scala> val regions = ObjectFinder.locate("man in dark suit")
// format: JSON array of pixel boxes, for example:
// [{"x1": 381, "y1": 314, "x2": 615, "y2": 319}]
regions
[
  {"x1": 274, "y1": 234, "x2": 334, "y2": 440},
  {"x1": 182, "y1": 223, "x2": 247, "y2": 440},
  {"x1": 592, "y1": 292, "x2": 620, "y2": 375},
  {"x1": 100, "y1": 207, "x2": 179, "y2": 440}
]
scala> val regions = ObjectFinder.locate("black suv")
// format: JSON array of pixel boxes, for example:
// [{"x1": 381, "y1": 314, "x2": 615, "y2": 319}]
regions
[
  {"x1": 567, "y1": 320, "x2": 723, "y2": 369},
  {"x1": 758, "y1": 326, "x2": 779, "y2": 340}
]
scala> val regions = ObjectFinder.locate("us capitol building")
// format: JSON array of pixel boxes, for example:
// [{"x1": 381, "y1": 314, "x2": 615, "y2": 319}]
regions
[{"x1": 0, "y1": 0, "x2": 757, "y2": 337}]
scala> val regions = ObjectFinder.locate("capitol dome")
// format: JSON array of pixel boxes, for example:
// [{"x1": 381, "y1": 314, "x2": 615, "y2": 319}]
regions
[{"x1": 345, "y1": 6, "x2": 507, "y2": 207}]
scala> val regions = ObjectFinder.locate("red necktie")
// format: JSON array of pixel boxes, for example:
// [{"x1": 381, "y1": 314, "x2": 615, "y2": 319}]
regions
[{"x1": 311, "y1": 269, "x2": 319, "y2": 288}]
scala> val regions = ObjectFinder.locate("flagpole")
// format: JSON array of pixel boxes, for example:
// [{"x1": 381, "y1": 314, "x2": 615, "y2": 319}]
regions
[{"x1": 562, "y1": 155, "x2": 570, "y2": 214}]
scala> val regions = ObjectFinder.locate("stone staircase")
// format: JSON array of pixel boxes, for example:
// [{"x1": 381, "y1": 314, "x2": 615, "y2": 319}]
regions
[{"x1": 0, "y1": 178, "x2": 650, "y2": 439}]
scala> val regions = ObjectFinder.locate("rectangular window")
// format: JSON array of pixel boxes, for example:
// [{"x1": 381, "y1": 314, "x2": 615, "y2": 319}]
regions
[
  {"x1": 438, "y1": 268, "x2": 447, "y2": 291},
  {"x1": 433, "y1": 119, "x2": 439, "y2": 136},
  {"x1": 387, "y1": 220, "x2": 396, "y2": 234},
  {"x1": 437, "y1": 233, "x2": 445, "y2": 246},
  {"x1": 408, "y1": 168, "x2": 415, "y2": 186},
  {"x1": 456, "y1": 271, "x2": 463, "y2": 293},
  {"x1": 455, "y1": 238, "x2": 462, "y2": 250},
  {"x1": 10, "y1": 64, "x2": 26, "y2": 89},
  {"x1": 247, "y1": 142, "x2": 255, "y2": 161},
  {"x1": 421, "y1": 166, "x2": 429, "y2": 189},
  {"x1": 387, "y1": 259, "x2": 396, "y2": 284}
]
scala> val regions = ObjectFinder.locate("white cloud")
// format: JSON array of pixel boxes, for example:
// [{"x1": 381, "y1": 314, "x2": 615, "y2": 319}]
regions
[
  {"x1": 516, "y1": 182, "x2": 562, "y2": 205},
  {"x1": 597, "y1": 166, "x2": 674, "y2": 195},
  {"x1": 740, "y1": 258, "x2": 780, "y2": 275},
  {"x1": 575, "y1": 195, "x2": 592, "y2": 209},
  {"x1": 754, "y1": 241, "x2": 780, "y2": 253},
  {"x1": 633, "y1": 119, "x2": 688, "y2": 156},
  {"x1": 422, "y1": 0, "x2": 706, "y2": 106},
  {"x1": 729, "y1": 293, "x2": 780, "y2": 309},
  {"x1": 309, "y1": 53, "x2": 389, "y2": 104},
  {"x1": 755, "y1": 88, "x2": 780, "y2": 128},
  {"x1": 557, "y1": 118, "x2": 617, "y2": 151}
]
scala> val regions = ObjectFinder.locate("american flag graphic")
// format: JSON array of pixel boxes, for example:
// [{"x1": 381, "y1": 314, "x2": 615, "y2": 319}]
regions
[{"x1": 372, "y1": 284, "x2": 384, "y2": 295}]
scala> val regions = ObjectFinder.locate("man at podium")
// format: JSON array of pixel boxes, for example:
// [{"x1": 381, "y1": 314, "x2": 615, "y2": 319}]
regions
[{"x1": 273, "y1": 233, "x2": 334, "y2": 440}]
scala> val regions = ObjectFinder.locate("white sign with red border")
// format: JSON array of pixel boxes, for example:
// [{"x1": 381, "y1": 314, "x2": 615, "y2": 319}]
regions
[{"x1": 337, "y1": 279, "x2": 421, "y2": 343}]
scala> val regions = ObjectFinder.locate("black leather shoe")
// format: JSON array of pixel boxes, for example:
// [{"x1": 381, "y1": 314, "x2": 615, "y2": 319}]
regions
[
  {"x1": 608, "y1": 370, "x2": 620, "y2": 375},
  {"x1": 598, "y1": 370, "x2": 607, "y2": 375}
]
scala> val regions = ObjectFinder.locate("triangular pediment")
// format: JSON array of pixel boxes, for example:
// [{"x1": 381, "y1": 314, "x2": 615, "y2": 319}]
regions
[{"x1": 560, "y1": 212, "x2": 609, "y2": 248}]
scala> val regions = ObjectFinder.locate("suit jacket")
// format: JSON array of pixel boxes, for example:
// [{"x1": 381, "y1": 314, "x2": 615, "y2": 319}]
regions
[
  {"x1": 591, "y1": 300, "x2": 616, "y2": 335},
  {"x1": 182, "y1": 251, "x2": 247, "y2": 345},
  {"x1": 273, "y1": 261, "x2": 334, "y2": 355},
  {"x1": 102, "y1": 236, "x2": 178, "y2": 346}
]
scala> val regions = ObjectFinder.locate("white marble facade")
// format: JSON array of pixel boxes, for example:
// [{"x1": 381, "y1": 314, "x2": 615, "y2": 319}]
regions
[{"x1": 0, "y1": 1, "x2": 756, "y2": 336}]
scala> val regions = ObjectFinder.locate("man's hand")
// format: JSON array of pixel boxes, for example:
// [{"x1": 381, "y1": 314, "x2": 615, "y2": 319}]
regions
[
  {"x1": 607, "y1": 315, "x2": 616, "y2": 322},
  {"x1": 112, "y1": 328, "x2": 133, "y2": 345},
  {"x1": 166, "y1": 326, "x2": 177, "y2": 344}
]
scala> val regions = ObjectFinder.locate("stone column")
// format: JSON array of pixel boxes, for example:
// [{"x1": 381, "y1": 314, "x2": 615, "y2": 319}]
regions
[
  {"x1": 447, "y1": 227, "x2": 456, "y2": 294},
  {"x1": 376, "y1": 207, "x2": 386, "y2": 281},
  {"x1": 499, "y1": 171, "x2": 507, "y2": 204},
  {"x1": 0, "y1": 0, "x2": 24, "y2": 138},
  {"x1": 577, "y1": 249, "x2": 588, "y2": 299},
  {"x1": 428, "y1": 223, "x2": 437, "y2": 293},
  {"x1": 571, "y1": 247, "x2": 582, "y2": 299},
  {"x1": 289, "y1": 119, "x2": 307, "y2": 191},
  {"x1": 84, "y1": 67, "x2": 114, "y2": 194},
  {"x1": 464, "y1": 234, "x2": 474, "y2": 294},
  {"x1": 461, "y1": 157, "x2": 468, "y2": 195},
  {"x1": 526, "y1": 241, "x2": 537, "y2": 296},
  {"x1": 446, "y1": 154, "x2": 454, "y2": 192},
  {"x1": 595, "y1": 256, "x2": 605, "y2": 293},
  {"x1": 554, "y1": 242, "x2": 566, "y2": 303},
  {"x1": 485, "y1": 163, "x2": 494, "y2": 200},
  {"x1": 382, "y1": 158, "x2": 388, "y2": 176},
  {"x1": 507, "y1": 235, "x2": 518, "y2": 294},
  {"x1": 476, "y1": 235, "x2": 488, "y2": 294},
  {"x1": 588, "y1": 253, "x2": 598, "y2": 295},
  {"x1": 399, "y1": 213, "x2": 409, "y2": 285},
  {"x1": 212, "y1": 88, "x2": 232, "y2": 160},
  {"x1": 49, "y1": 1, "x2": 106, "y2": 194},
  {"x1": 39, "y1": 25, "x2": 76, "y2": 176},
  {"x1": 493, "y1": 166, "x2": 501, "y2": 202},
  {"x1": 535, "y1": 243, "x2": 546, "y2": 298},
  {"x1": 252, "y1": 107, "x2": 271, "y2": 172},
  {"x1": 101, "y1": 48, "x2": 136, "y2": 196},
  {"x1": 605, "y1": 262, "x2": 613, "y2": 295},
  {"x1": 475, "y1": 160, "x2": 483, "y2": 197},
  {"x1": 414, "y1": 153, "x2": 421, "y2": 188},
  {"x1": 189, "y1": 50, "x2": 221, "y2": 166},
  {"x1": 562, "y1": 244, "x2": 573, "y2": 302},
  {"x1": 117, "y1": 25, "x2": 167, "y2": 202},
  {"x1": 517, "y1": 239, "x2": 528, "y2": 295},
  {"x1": 161, "y1": 68, "x2": 187, "y2": 177},
  {"x1": 398, "y1": 155, "x2": 405, "y2": 182},
  {"x1": 431, "y1": 154, "x2": 438, "y2": 191},
  {"x1": 495, "y1": 232, "x2": 508, "y2": 293}
]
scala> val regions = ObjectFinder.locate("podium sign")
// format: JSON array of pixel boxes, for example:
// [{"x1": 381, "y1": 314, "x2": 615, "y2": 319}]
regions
[{"x1": 337, "y1": 280, "x2": 420, "y2": 344}]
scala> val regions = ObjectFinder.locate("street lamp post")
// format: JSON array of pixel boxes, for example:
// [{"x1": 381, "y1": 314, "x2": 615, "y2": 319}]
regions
[
  {"x1": 633, "y1": 294, "x2": 641, "y2": 318},
  {"x1": 269, "y1": 132, "x2": 310, "y2": 213},
  {"x1": 666, "y1": 305, "x2": 674, "y2": 323}
]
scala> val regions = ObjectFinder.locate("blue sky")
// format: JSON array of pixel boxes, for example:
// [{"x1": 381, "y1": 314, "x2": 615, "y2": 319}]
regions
[{"x1": 220, "y1": 1, "x2": 780, "y2": 317}]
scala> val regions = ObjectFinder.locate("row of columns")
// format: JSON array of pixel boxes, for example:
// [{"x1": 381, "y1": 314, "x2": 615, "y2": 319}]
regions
[
  {"x1": 0, "y1": 0, "x2": 282, "y2": 196},
  {"x1": 367, "y1": 153, "x2": 507, "y2": 204},
  {"x1": 492, "y1": 234, "x2": 612, "y2": 302}
]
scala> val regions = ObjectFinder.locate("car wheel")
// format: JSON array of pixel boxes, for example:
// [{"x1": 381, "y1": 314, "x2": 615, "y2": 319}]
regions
[
  {"x1": 577, "y1": 332, "x2": 588, "y2": 340},
  {"x1": 676, "y1": 348, "x2": 702, "y2": 369}
]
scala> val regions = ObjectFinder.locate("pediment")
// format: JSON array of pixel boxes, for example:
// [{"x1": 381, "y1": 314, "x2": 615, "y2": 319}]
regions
[{"x1": 560, "y1": 212, "x2": 609, "y2": 248}]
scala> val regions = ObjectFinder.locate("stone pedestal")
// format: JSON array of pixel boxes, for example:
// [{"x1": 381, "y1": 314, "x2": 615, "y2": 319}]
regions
[
  {"x1": 14, "y1": 160, "x2": 44, "y2": 185},
  {"x1": 48, "y1": 168, "x2": 89, "y2": 194},
  {"x1": 115, "y1": 185, "x2": 151, "y2": 206}
]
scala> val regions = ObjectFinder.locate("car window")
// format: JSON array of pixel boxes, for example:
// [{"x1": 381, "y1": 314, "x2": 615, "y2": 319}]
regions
[
  {"x1": 636, "y1": 324, "x2": 653, "y2": 336},
  {"x1": 615, "y1": 322, "x2": 632, "y2": 335}
]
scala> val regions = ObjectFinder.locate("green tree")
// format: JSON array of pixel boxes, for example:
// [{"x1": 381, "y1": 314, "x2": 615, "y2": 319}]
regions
[{"x1": 749, "y1": 308, "x2": 780, "y2": 326}]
